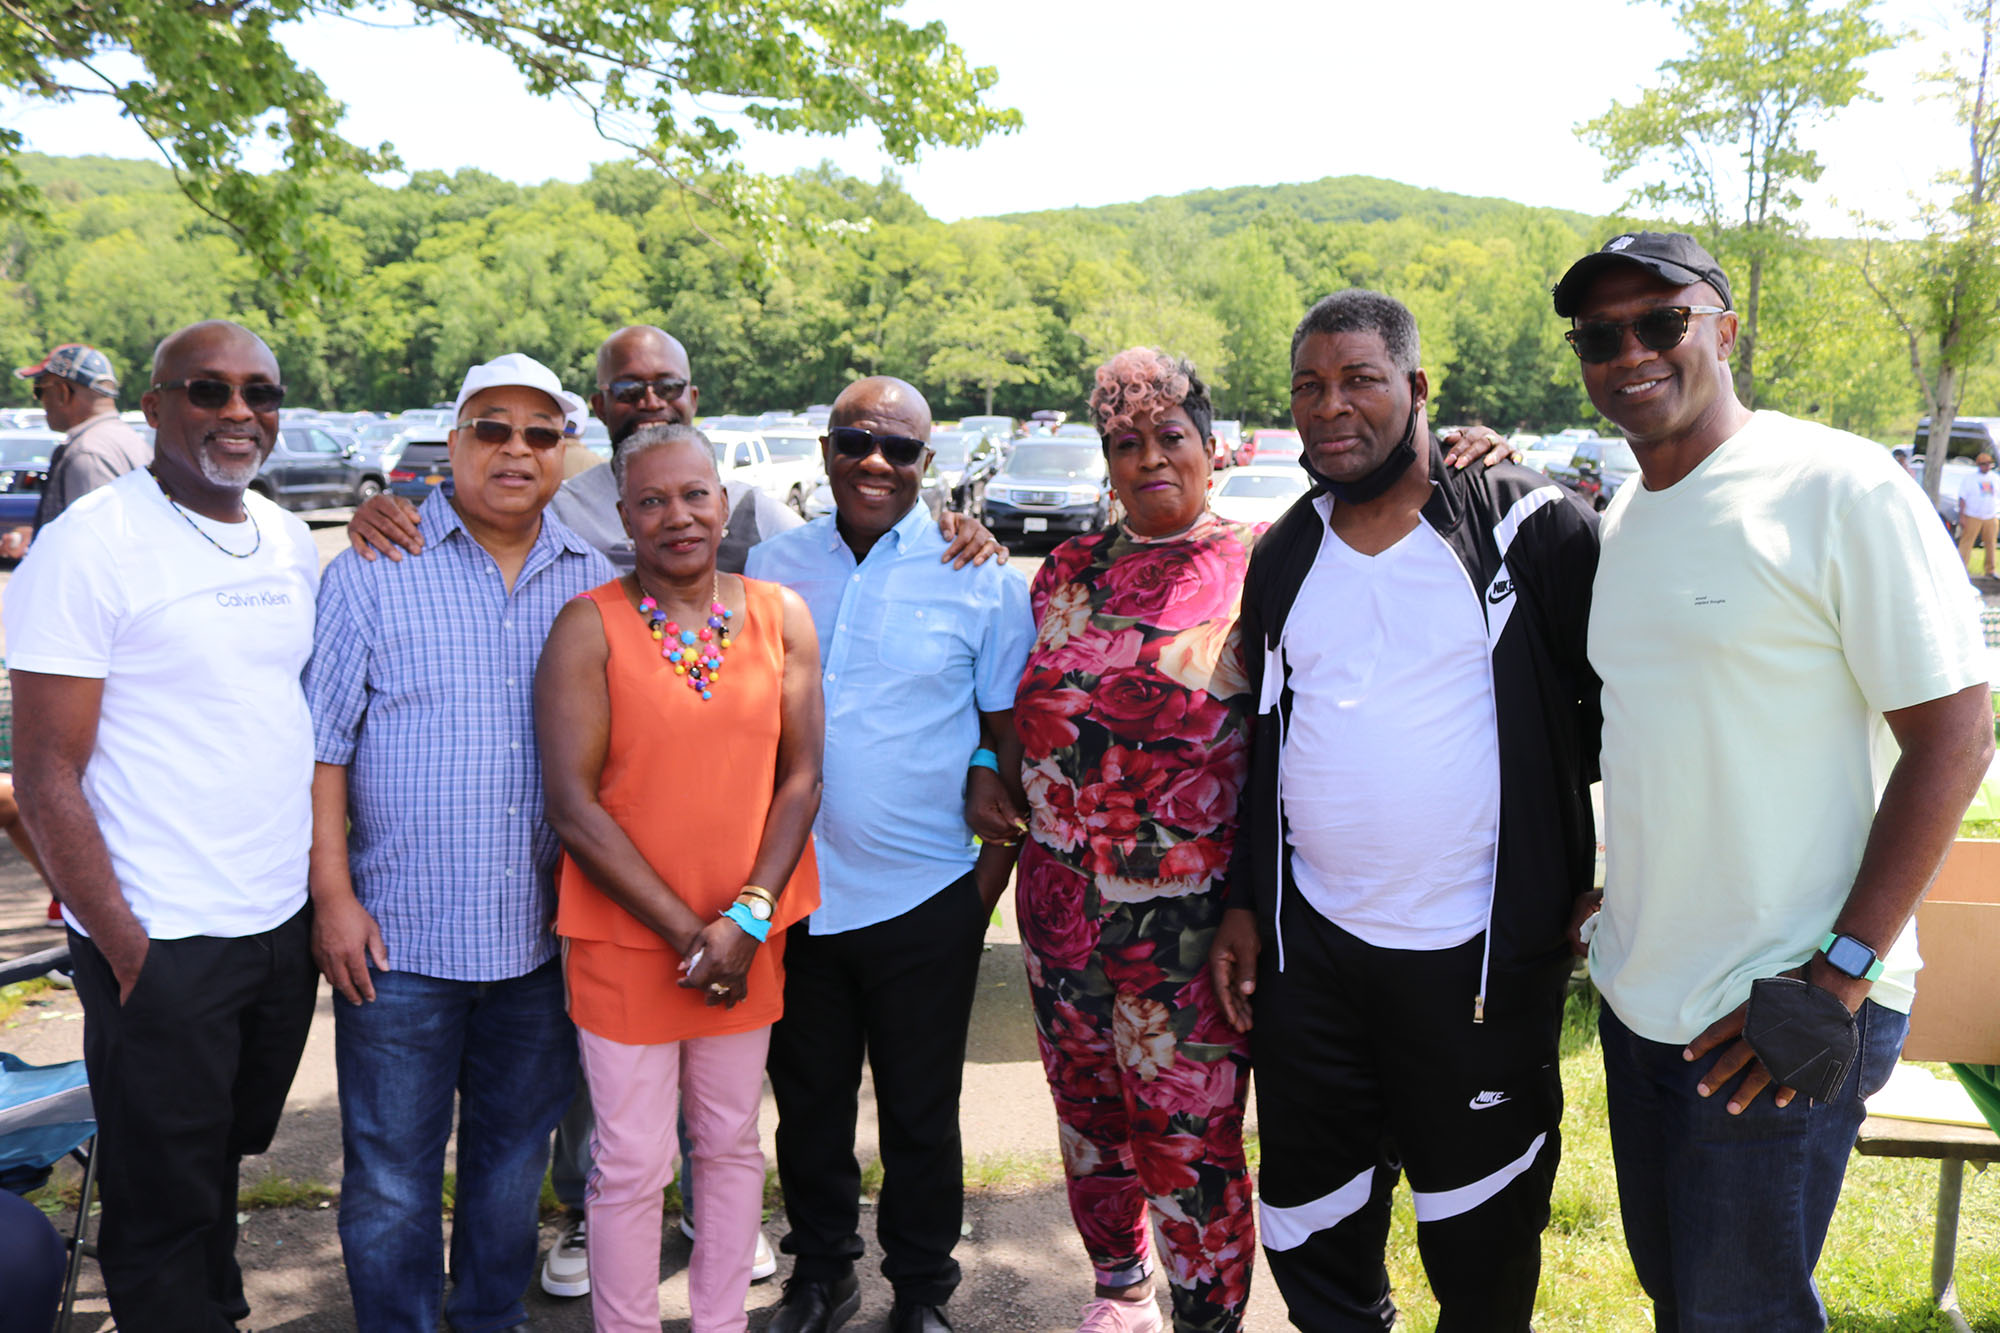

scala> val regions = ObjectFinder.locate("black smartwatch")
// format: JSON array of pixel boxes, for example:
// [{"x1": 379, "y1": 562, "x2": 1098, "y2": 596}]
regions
[{"x1": 1818, "y1": 932, "x2": 1884, "y2": 982}]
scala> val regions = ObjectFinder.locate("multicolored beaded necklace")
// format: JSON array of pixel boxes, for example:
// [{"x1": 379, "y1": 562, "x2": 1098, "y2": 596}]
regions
[{"x1": 637, "y1": 575, "x2": 735, "y2": 702}]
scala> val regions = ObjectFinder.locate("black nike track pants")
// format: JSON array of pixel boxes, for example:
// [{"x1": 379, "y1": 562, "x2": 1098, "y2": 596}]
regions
[{"x1": 1250, "y1": 892, "x2": 1565, "y2": 1332}]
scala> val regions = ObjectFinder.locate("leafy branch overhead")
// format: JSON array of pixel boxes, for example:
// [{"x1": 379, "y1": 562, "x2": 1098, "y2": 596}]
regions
[
  {"x1": 0, "y1": 0, "x2": 1020, "y2": 303},
  {"x1": 1577, "y1": 0, "x2": 1891, "y2": 405}
]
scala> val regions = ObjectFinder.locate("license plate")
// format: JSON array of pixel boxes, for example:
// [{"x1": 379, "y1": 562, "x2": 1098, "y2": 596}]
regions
[
  {"x1": 1023, "y1": 517, "x2": 1048, "y2": 532},
  {"x1": 426, "y1": 474, "x2": 445, "y2": 485}
]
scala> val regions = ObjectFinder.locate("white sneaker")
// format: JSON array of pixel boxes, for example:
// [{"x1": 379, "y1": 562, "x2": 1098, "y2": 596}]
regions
[
  {"x1": 1076, "y1": 1296, "x2": 1164, "y2": 1333},
  {"x1": 678, "y1": 1214, "x2": 779, "y2": 1282},
  {"x1": 540, "y1": 1216, "x2": 589, "y2": 1297}
]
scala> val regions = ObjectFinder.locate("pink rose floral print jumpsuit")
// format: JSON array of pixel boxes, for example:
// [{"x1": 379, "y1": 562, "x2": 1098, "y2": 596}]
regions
[{"x1": 1016, "y1": 513, "x2": 1256, "y2": 1333}]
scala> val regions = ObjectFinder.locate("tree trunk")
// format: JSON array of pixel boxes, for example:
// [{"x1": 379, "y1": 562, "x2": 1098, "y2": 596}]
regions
[
  {"x1": 1734, "y1": 252, "x2": 1764, "y2": 406},
  {"x1": 1923, "y1": 366, "x2": 1962, "y2": 509},
  {"x1": 983, "y1": 384, "x2": 994, "y2": 416}
]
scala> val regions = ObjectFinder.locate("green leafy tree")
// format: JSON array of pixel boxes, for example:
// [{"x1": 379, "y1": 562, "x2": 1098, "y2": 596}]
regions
[
  {"x1": 0, "y1": 0, "x2": 1017, "y2": 306},
  {"x1": 1579, "y1": 0, "x2": 1892, "y2": 405},
  {"x1": 1208, "y1": 230, "x2": 1298, "y2": 424},
  {"x1": 926, "y1": 293, "x2": 1051, "y2": 416},
  {"x1": 1856, "y1": 0, "x2": 2000, "y2": 502}
]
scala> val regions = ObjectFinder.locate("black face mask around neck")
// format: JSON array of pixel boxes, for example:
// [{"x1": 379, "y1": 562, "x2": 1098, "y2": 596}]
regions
[{"x1": 1299, "y1": 372, "x2": 1423, "y2": 505}]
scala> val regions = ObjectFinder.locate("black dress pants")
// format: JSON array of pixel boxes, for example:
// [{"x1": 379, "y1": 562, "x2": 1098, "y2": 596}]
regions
[
  {"x1": 68, "y1": 908, "x2": 318, "y2": 1333},
  {"x1": 768, "y1": 872, "x2": 987, "y2": 1306}
]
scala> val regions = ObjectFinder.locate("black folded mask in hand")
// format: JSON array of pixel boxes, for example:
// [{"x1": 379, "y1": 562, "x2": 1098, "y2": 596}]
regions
[{"x1": 1742, "y1": 976, "x2": 1858, "y2": 1105}]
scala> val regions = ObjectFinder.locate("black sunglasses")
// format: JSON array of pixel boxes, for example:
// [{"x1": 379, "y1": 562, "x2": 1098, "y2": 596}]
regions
[
  {"x1": 456, "y1": 419, "x2": 566, "y2": 450},
  {"x1": 30, "y1": 380, "x2": 56, "y2": 403},
  {"x1": 1565, "y1": 305, "x2": 1727, "y2": 364},
  {"x1": 828, "y1": 425, "x2": 927, "y2": 468},
  {"x1": 152, "y1": 378, "x2": 287, "y2": 411},
  {"x1": 604, "y1": 375, "x2": 689, "y2": 405}
]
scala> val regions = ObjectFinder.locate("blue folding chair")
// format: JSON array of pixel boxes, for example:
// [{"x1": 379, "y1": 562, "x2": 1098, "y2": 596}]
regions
[{"x1": 0, "y1": 944, "x2": 97, "y2": 1332}]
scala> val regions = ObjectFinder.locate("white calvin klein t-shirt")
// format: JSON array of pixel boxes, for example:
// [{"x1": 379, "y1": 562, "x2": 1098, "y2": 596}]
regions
[
  {"x1": 1279, "y1": 497, "x2": 1500, "y2": 950},
  {"x1": 4, "y1": 468, "x2": 320, "y2": 939}
]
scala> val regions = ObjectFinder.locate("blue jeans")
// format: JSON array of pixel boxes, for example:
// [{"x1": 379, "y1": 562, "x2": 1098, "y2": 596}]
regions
[
  {"x1": 335, "y1": 960, "x2": 576, "y2": 1333},
  {"x1": 1599, "y1": 997, "x2": 1906, "y2": 1332}
]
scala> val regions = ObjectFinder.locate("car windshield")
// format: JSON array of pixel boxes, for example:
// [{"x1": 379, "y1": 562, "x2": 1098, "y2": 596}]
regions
[
  {"x1": 762, "y1": 432, "x2": 818, "y2": 460},
  {"x1": 1001, "y1": 444, "x2": 1103, "y2": 479},
  {"x1": 1255, "y1": 433, "x2": 1303, "y2": 455},
  {"x1": 1220, "y1": 472, "x2": 1306, "y2": 498},
  {"x1": 928, "y1": 432, "x2": 973, "y2": 467},
  {"x1": 1603, "y1": 442, "x2": 1639, "y2": 472},
  {"x1": 0, "y1": 437, "x2": 51, "y2": 467},
  {"x1": 359, "y1": 423, "x2": 402, "y2": 445}
]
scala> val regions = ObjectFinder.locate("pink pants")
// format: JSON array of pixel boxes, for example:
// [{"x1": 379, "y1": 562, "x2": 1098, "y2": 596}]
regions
[{"x1": 578, "y1": 1024, "x2": 773, "y2": 1333}]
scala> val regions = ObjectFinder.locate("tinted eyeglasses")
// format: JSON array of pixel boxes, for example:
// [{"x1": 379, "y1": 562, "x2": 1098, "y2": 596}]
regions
[
  {"x1": 1565, "y1": 306, "x2": 1727, "y2": 364},
  {"x1": 455, "y1": 419, "x2": 566, "y2": 450},
  {"x1": 828, "y1": 425, "x2": 927, "y2": 468},
  {"x1": 152, "y1": 378, "x2": 287, "y2": 411},
  {"x1": 604, "y1": 375, "x2": 689, "y2": 405}
]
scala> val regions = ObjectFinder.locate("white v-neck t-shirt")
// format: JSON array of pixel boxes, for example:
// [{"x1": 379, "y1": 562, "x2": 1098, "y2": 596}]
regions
[
  {"x1": 1278, "y1": 498, "x2": 1500, "y2": 950},
  {"x1": 4, "y1": 469, "x2": 320, "y2": 939}
]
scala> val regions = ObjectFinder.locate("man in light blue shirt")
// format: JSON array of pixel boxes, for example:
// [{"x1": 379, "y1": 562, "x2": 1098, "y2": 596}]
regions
[{"x1": 747, "y1": 376, "x2": 1032, "y2": 1333}]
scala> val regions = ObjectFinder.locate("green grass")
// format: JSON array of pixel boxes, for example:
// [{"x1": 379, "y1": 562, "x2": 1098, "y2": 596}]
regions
[
  {"x1": 238, "y1": 1172, "x2": 336, "y2": 1210},
  {"x1": 952, "y1": 986, "x2": 2000, "y2": 1331},
  {"x1": 0, "y1": 976, "x2": 55, "y2": 1026}
]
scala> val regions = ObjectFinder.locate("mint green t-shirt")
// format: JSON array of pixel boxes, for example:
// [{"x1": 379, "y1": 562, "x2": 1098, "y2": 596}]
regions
[{"x1": 1588, "y1": 411, "x2": 1987, "y2": 1044}]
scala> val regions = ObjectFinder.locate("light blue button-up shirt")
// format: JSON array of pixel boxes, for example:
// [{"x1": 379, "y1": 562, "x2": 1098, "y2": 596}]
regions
[{"x1": 748, "y1": 503, "x2": 1033, "y2": 934}]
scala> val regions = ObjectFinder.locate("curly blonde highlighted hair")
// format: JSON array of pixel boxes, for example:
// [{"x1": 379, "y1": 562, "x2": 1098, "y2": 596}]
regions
[{"x1": 1088, "y1": 347, "x2": 1212, "y2": 446}]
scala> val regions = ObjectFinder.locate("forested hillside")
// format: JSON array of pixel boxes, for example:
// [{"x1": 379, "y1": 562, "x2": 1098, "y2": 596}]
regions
[{"x1": 2, "y1": 152, "x2": 1982, "y2": 437}]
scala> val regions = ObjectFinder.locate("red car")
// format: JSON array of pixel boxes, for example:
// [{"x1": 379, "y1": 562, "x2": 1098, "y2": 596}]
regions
[{"x1": 1246, "y1": 429, "x2": 1303, "y2": 466}]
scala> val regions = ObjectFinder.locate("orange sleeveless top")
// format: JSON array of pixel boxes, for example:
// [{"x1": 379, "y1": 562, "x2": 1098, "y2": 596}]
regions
[{"x1": 558, "y1": 576, "x2": 819, "y2": 1044}]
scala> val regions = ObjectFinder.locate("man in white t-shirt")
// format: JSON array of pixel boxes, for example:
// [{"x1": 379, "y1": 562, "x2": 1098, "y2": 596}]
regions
[
  {"x1": 5, "y1": 320, "x2": 321, "y2": 1332},
  {"x1": 1956, "y1": 451, "x2": 1998, "y2": 577},
  {"x1": 1554, "y1": 233, "x2": 1993, "y2": 1331}
]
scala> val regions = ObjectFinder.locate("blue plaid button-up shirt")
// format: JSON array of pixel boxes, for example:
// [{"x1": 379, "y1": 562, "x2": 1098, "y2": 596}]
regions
[{"x1": 306, "y1": 488, "x2": 616, "y2": 981}]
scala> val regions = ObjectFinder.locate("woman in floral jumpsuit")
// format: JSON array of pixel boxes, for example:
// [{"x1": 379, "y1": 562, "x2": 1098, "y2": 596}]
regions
[{"x1": 1014, "y1": 348, "x2": 1256, "y2": 1333}]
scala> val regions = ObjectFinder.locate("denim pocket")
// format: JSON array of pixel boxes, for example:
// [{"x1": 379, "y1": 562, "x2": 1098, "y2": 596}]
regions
[{"x1": 1853, "y1": 999, "x2": 1910, "y2": 1102}]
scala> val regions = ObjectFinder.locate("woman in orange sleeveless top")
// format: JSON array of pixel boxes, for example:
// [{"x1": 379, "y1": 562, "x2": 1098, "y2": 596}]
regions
[{"x1": 537, "y1": 424, "x2": 823, "y2": 1333}]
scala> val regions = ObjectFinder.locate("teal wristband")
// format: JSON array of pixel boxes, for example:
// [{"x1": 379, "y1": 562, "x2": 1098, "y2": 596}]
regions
[
  {"x1": 722, "y1": 902, "x2": 770, "y2": 942},
  {"x1": 970, "y1": 748, "x2": 1000, "y2": 772}
]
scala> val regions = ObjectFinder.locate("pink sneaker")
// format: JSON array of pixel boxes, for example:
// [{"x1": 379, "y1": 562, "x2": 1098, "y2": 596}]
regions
[{"x1": 1076, "y1": 1296, "x2": 1164, "y2": 1333}]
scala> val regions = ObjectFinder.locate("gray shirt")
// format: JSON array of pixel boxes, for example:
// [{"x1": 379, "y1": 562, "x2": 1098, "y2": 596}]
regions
[
  {"x1": 35, "y1": 415, "x2": 153, "y2": 532},
  {"x1": 549, "y1": 463, "x2": 802, "y2": 574}
]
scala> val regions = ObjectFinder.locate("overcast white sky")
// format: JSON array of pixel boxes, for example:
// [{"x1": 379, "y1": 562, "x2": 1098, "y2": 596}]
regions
[{"x1": 0, "y1": 0, "x2": 1979, "y2": 234}]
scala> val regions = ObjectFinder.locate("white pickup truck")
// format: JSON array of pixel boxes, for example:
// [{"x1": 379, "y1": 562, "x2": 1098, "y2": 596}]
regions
[{"x1": 706, "y1": 428, "x2": 822, "y2": 514}]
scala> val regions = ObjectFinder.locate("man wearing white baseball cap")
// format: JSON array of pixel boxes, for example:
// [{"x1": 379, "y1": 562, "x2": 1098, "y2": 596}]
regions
[{"x1": 303, "y1": 352, "x2": 615, "y2": 1331}]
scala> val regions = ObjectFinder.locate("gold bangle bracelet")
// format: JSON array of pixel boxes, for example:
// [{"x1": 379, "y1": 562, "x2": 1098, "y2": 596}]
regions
[{"x1": 738, "y1": 884, "x2": 777, "y2": 905}]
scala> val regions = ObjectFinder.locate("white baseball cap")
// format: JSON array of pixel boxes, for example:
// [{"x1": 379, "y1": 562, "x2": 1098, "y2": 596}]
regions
[{"x1": 452, "y1": 353, "x2": 587, "y2": 434}]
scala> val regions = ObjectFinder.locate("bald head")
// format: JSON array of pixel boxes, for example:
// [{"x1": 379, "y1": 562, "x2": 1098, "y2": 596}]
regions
[
  {"x1": 829, "y1": 376, "x2": 932, "y2": 440},
  {"x1": 592, "y1": 325, "x2": 699, "y2": 446},
  {"x1": 142, "y1": 319, "x2": 282, "y2": 513},
  {"x1": 151, "y1": 320, "x2": 277, "y2": 386},
  {"x1": 595, "y1": 325, "x2": 688, "y2": 384}
]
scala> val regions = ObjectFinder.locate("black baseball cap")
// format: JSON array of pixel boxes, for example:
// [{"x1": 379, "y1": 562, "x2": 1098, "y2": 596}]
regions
[{"x1": 1551, "y1": 232, "x2": 1733, "y2": 317}]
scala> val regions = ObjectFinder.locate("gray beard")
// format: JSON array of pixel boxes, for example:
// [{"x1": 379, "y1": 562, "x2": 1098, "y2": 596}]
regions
[{"x1": 197, "y1": 446, "x2": 263, "y2": 490}]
